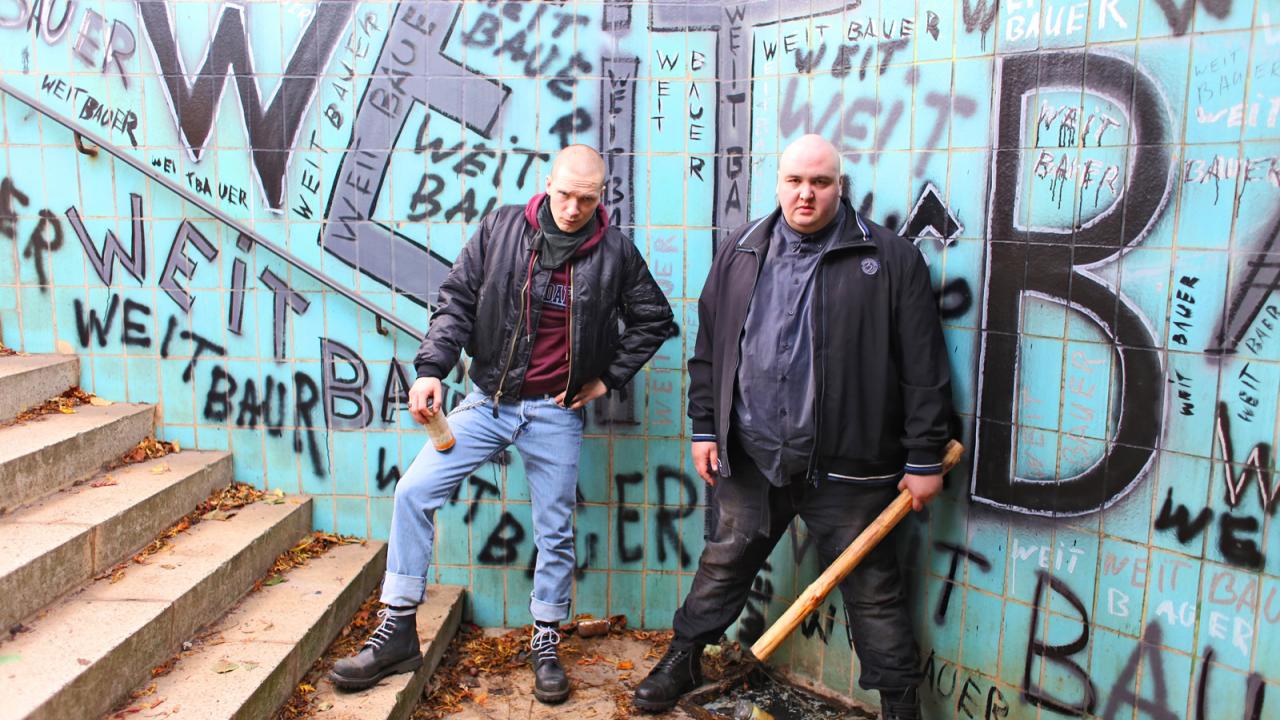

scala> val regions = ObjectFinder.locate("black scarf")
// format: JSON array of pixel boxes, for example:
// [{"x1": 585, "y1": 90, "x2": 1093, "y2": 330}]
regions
[{"x1": 536, "y1": 198, "x2": 597, "y2": 270}]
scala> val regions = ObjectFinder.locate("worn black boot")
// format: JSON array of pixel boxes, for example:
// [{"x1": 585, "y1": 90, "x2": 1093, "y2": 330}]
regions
[
  {"x1": 880, "y1": 686, "x2": 922, "y2": 720},
  {"x1": 328, "y1": 608, "x2": 422, "y2": 691},
  {"x1": 633, "y1": 644, "x2": 703, "y2": 713},
  {"x1": 530, "y1": 621, "x2": 570, "y2": 703}
]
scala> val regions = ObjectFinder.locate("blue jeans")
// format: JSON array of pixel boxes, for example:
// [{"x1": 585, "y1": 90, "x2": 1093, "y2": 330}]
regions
[{"x1": 382, "y1": 389, "x2": 584, "y2": 623}]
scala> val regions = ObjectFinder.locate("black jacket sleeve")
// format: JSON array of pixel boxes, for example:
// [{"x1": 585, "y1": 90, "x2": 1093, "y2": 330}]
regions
[
  {"x1": 600, "y1": 241, "x2": 677, "y2": 390},
  {"x1": 687, "y1": 228, "x2": 745, "y2": 439},
  {"x1": 893, "y1": 243, "x2": 954, "y2": 472},
  {"x1": 412, "y1": 213, "x2": 494, "y2": 379}
]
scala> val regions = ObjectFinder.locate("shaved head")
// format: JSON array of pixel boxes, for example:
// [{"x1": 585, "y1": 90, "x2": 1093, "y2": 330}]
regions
[
  {"x1": 777, "y1": 134, "x2": 844, "y2": 233},
  {"x1": 780, "y1": 134, "x2": 842, "y2": 178},
  {"x1": 550, "y1": 144, "x2": 606, "y2": 185},
  {"x1": 545, "y1": 145, "x2": 607, "y2": 233}
]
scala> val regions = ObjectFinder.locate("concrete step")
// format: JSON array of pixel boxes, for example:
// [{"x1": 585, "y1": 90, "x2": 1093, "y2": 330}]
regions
[
  {"x1": 0, "y1": 403, "x2": 155, "y2": 514},
  {"x1": 0, "y1": 451, "x2": 233, "y2": 634},
  {"x1": 308, "y1": 585, "x2": 467, "y2": 720},
  {"x1": 0, "y1": 355, "x2": 80, "y2": 423},
  {"x1": 108, "y1": 541, "x2": 388, "y2": 720},
  {"x1": 0, "y1": 497, "x2": 313, "y2": 720}
]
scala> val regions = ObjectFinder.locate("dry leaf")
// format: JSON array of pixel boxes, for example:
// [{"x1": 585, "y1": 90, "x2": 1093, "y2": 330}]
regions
[
  {"x1": 202, "y1": 510, "x2": 235, "y2": 522},
  {"x1": 149, "y1": 463, "x2": 171, "y2": 475},
  {"x1": 171, "y1": 440, "x2": 180, "y2": 452},
  {"x1": 263, "y1": 576, "x2": 286, "y2": 587},
  {"x1": 88, "y1": 396, "x2": 113, "y2": 406},
  {"x1": 241, "y1": 661, "x2": 260, "y2": 671},
  {"x1": 90, "y1": 478, "x2": 118, "y2": 488},
  {"x1": 212, "y1": 659, "x2": 239, "y2": 674},
  {"x1": 616, "y1": 660, "x2": 634, "y2": 670},
  {"x1": 316, "y1": 701, "x2": 333, "y2": 711},
  {"x1": 77, "y1": 657, "x2": 91, "y2": 666},
  {"x1": 58, "y1": 406, "x2": 76, "y2": 414}
]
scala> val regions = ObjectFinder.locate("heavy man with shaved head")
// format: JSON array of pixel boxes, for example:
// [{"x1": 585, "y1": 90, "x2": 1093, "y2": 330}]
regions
[
  {"x1": 332, "y1": 145, "x2": 675, "y2": 702},
  {"x1": 635, "y1": 135, "x2": 953, "y2": 720}
]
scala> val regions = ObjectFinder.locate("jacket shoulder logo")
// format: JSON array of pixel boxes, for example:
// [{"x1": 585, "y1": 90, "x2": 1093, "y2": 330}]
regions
[{"x1": 860, "y1": 257, "x2": 880, "y2": 276}]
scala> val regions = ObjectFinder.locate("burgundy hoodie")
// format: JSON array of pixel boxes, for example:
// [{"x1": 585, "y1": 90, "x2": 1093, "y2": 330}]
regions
[{"x1": 519, "y1": 193, "x2": 608, "y2": 397}]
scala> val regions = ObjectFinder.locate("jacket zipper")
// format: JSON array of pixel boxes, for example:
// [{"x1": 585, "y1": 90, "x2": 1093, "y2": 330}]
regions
[
  {"x1": 562, "y1": 264, "x2": 575, "y2": 402},
  {"x1": 493, "y1": 253, "x2": 535, "y2": 416},
  {"x1": 806, "y1": 262, "x2": 826, "y2": 485}
]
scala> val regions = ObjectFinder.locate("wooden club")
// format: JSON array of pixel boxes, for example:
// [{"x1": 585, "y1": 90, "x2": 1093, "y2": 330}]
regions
[{"x1": 748, "y1": 439, "x2": 966, "y2": 662}]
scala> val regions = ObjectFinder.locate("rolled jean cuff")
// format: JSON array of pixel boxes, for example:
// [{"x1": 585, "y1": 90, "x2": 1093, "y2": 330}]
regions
[
  {"x1": 529, "y1": 592, "x2": 570, "y2": 623},
  {"x1": 380, "y1": 571, "x2": 427, "y2": 608}
]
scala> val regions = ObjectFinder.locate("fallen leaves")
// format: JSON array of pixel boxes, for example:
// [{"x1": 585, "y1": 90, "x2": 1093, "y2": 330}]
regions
[
  {"x1": 94, "y1": 481, "x2": 266, "y2": 584},
  {"x1": 90, "y1": 477, "x2": 118, "y2": 488},
  {"x1": 2, "y1": 387, "x2": 93, "y2": 427},
  {"x1": 89, "y1": 396, "x2": 113, "y2": 407},
  {"x1": 254, "y1": 532, "x2": 362, "y2": 592},
  {"x1": 212, "y1": 659, "x2": 240, "y2": 674},
  {"x1": 108, "y1": 437, "x2": 181, "y2": 470},
  {"x1": 0, "y1": 341, "x2": 15, "y2": 357}
]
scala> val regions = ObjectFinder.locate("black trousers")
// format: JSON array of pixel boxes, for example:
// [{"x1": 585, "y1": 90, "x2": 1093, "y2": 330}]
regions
[{"x1": 671, "y1": 443, "x2": 922, "y2": 692}]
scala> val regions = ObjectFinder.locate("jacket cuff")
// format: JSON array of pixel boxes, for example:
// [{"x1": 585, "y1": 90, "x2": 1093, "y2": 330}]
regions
[
  {"x1": 691, "y1": 418, "x2": 715, "y2": 439},
  {"x1": 415, "y1": 362, "x2": 445, "y2": 380},
  {"x1": 904, "y1": 447, "x2": 944, "y2": 475}
]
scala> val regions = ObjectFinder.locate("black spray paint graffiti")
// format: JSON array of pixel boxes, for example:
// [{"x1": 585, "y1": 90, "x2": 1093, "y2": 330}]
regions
[
  {"x1": 0, "y1": 0, "x2": 137, "y2": 88},
  {"x1": 929, "y1": 546, "x2": 1273, "y2": 719},
  {"x1": 1151, "y1": 403, "x2": 1275, "y2": 570},
  {"x1": 0, "y1": 176, "x2": 65, "y2": 290},
  {"x1": 426, "y1": 466, "x2": 700, "y2": 582},
  {"x1": 137, "y1": 1, "x2": 355, "y2": 211},
  {"x1": 973, "y1": 52, "x2": 1173, "y2": 516},
  {"x1": 923, "y1": 650, "x2": 1009, "y2": 719}
]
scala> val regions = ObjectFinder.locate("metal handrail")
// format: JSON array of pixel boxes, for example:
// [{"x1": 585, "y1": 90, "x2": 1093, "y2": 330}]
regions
[{"x1": 0, "y1": 78, "x2": 424, "y2": 340}]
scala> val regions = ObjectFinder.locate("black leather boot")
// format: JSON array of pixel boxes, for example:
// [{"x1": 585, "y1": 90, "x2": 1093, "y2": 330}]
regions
[
  {"x1": 633, "y1": 644, "x2": 703, "y2": 713},
  {"x1": 530, "y1": 622, "x2": 570, "y2": 703},
  {"x1": 328, "y1": 608, "x2": 422, "y2": 691},
  {"x1": 880, "y1": 686, "x2": 922, "y2": 720}
]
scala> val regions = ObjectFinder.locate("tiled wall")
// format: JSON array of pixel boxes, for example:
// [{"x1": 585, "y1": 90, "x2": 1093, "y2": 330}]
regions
[{"x1": 1, "y1": 1, "x2": 1277, "y2": 716}]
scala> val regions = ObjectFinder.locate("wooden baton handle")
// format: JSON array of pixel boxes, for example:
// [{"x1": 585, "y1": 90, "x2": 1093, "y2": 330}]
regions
[{"x1": 748, "y1": 439, "x2": 966, "y2": 662}]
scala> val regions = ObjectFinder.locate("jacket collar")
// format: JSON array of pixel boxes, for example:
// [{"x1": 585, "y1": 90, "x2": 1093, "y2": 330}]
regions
[{"x1": 738, "y1": 199, "x2": 874, "y2": 253}]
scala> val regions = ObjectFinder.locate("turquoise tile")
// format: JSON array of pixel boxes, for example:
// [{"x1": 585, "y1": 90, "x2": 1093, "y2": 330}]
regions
[
  {"x1": 1195, "y1": 563, "x2": 1258, "y2": 672},
  {"x1": 1096, "y1": 538, "x2": 1148, "y2": 637},
  {"x1": 960, "y1": 589, "x2": 1003, "y2": 674},
  {"x1": 308, "y1": 496, "x2": 337, "y2": 536},
  {"x1": 470, "y1": 567, "x2": 505, "y2": 627},
  {"x1": 194, "y1": 424, "x2": 228, "y2": 452},
  {"x1": 330, "y1": 431, "x2": 369, "y2": 497},
  {"x1": 577, "y1": 437, "x2": 610, "y2": 504},
  {"x1": 229, "y1": 428, "x2": 266, "y2": 487},
  {"x1": 574, "y1": 570, "x2": 608, "y2": 620},
  {"x1": 505, "y1": 568, "x2": 535, "y2": 627},
  {"x1": 642, "y1": 572, "x2": 678, "y2": 629},
  {"x1": 335, "y1": 497, "x2": 368, "y2": 538},
  {"x1": 609, "y1": 571, "x2": 644, "y2": 626}
]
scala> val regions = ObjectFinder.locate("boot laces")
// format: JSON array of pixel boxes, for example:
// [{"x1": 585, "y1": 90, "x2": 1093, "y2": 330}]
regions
[
  {"x1": 654, "y1": 647, "x2": 691, "y2": 673},
  {"x1": 530, "y1": 625, "x2": 561, "y2": 663},
  {"x1": 363, "y1": 609, "x2": 400, "y2": 652}
]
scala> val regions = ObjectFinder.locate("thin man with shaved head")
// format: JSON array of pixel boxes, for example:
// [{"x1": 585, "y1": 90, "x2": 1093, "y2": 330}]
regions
[
  {"x1": 635, "y1": 135, "x2": 953, "y2": 720},
  {"x1": 332, "y1": 145, "x2": 675, "y2": 702}
]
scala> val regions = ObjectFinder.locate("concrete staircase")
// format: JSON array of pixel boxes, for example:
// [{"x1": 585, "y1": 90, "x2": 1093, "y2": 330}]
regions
[{"x1": 0, "y1": 354, "x2": 464, "y2": 720}]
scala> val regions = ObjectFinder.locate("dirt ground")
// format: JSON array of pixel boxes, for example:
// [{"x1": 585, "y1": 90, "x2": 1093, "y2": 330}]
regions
[
  {"x1": 410, "y1": 621, "x2": 874, "y2": 720},
  {"x1": 412, "y1": 622, "x2": 715, "y2": 720}
]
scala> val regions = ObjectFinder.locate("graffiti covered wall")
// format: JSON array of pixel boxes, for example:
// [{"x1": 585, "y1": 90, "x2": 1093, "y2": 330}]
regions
[{"x1": 1, "y1": 0, "x2": 1277, "y2": 716}]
